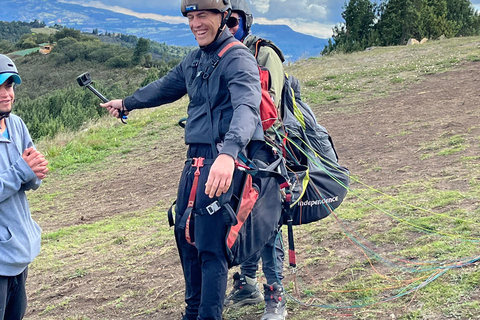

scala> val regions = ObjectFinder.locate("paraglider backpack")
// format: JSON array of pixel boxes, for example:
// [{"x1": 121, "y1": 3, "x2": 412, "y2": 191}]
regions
[
  {"x1": 249, "y1": 38, "x2": 350, "y2": 267},
  {"x1": 250, "y1": 38, "x2": 350, "y2": 223}
]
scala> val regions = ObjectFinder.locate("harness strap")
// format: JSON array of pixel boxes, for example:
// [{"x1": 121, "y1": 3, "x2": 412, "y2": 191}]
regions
[
  {"x1": 197, "y1": 201, "x2": 238, "y2": 226},
  {"x1": 185, "y1": 157, "x2": 205, "y2": 246},
  {"x1": 201, "y1": 41, "x2": 246, "y2": 80}
]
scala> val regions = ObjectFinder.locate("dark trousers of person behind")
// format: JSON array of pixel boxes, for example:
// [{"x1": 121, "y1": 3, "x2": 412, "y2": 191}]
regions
[
  {"x1": 0, "y1": 268, "x2": 28, "y2": 320},
  {"x1": 174, "y1": 144, "x2": 229, "y2": 320}
]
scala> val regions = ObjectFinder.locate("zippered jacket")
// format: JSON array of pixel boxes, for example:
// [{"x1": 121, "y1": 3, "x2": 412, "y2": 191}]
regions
[
  {"x1": 124, "y1": 29, "x2": 263, "y2": 160},
  {"x1": 0, "y1": 114, "x2": 42, "y2": 276}
]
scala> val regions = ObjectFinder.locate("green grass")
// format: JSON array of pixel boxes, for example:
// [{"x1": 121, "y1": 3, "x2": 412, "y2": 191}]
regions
[
  {"x1": 289, "y1": 36, "x2": 480, "y2": 108},
  {"x1": 39, "y1": 102, "x2": 187, "y2": 175}
]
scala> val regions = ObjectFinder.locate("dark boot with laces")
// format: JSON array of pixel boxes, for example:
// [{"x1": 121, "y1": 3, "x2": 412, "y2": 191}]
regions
[
  {"x1": 224, "y1": 272, "x2": 264, "y2": 308},
  {"x1": 261, "y1": 282, "x2": 287, "y2": 320}
]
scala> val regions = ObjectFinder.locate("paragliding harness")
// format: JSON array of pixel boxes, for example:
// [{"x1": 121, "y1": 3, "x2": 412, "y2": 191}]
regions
[{"x1": 169, "y1": 41, "x2": 292, "y2": 268}]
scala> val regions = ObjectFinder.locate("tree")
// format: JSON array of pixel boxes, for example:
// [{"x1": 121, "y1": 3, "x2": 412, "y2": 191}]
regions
[
  {"x1": 323, "y1": 0, "x2": 378, "y2": 54},
  {"x1": 376, "y1": 0, "x2": 422, "y2": 45},
  {"x1": 417, "y1": 0, "x2": 451, "y2": 39},
  {"x1": 132, "y1": 37, "x2": 150, "y2": 66},
  {"x1": 0, "y1": 40, "x2": 15, "y2": 54},
  {"x1": 446, "y1": 0, "x2": 479, "y2": 36},
  {"x1": 53, "y1": 27, "x2": 82, "y2": 42},
  {"x1": 16, "y1": 34, "x2": 38, "y2": 49}
]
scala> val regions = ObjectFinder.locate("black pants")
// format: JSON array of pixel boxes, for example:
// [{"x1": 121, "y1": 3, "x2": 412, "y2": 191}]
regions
[
  {"x1": 174, "y1": 145, "x2": 229, "y2": 320},
  {"x1": 0, "y1": 268, "x2": 28, "y2": 320}
]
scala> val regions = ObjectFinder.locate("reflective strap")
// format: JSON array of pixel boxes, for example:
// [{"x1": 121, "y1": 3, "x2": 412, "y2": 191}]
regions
[{"x1": 185, "y1": 210, "x2": 194, "y2": 246}]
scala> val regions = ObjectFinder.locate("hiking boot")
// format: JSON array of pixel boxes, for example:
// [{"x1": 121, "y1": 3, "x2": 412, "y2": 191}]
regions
[
  {"x1": 224, "y1": 272, "x2": 264, "y2": 308},
  {"x1": 261, "y1": 283, "x2": 287, "y2": 320}
]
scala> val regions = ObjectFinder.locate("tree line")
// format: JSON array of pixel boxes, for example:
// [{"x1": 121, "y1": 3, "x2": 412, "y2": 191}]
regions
[{"x1": 323, "y1": 0, "x2": 480, "y2": 54}]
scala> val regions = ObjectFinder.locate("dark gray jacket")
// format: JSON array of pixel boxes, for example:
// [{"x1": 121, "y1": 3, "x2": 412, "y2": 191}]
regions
[{"x1": 124, "y1": 30, "x2": 263, "y2": 160}]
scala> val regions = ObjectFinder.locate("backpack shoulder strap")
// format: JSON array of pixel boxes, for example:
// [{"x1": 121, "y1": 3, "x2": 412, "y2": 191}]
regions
[
  {"x1": 254, "y1": 39, "x2": 285, "y2": 63},
  {"x1": 218, "y1": 41, "x2": 245, "y2": 57},
  {"x1": 202, "y1": 41, "x2": 246, "y2": 80}
]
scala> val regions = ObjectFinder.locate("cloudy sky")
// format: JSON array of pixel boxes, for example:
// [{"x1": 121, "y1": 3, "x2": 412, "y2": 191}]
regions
[{"x1": 63, "y1": 0, "x2": 480, "y2": 39}]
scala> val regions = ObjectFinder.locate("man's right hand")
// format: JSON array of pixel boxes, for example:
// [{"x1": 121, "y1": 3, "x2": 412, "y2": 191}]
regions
[
  {"x1": 100, "y1": 99, "x2": 128, "y2": 119},
  {"x1": 22, "y1": 147, "x2": 49, "y2": 180}
]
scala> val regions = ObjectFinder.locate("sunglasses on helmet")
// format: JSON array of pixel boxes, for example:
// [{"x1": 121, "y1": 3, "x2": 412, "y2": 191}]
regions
[{"x1": 226, "y1": 16, "x2": 239, "y2": 28}]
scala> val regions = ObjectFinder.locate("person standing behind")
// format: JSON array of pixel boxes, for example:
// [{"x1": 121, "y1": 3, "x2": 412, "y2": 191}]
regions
[
  {"x1": 0, "y1": 54, "x2": 49, "y2": 320},
  {"x1": 100, "y1": 1, "x2": 265, "y2": 319},
  {"x1": 223, "y1": 1, "x2": 288, "y2": 320}
]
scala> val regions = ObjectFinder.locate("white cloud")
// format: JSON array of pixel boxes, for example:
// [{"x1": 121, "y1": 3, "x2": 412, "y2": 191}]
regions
[
  {"x1": 250, "y1": 0, "x2": 271, "y2": 14},
  {"x1": 58, "y1": 0, "x2": 187, "y2": 24},
  {"x1": 306, "y1": 4, "x2": 328, "y2": 19},
  {"x1": 254, "y1": 17, "x2": 333, "y2": 39}
]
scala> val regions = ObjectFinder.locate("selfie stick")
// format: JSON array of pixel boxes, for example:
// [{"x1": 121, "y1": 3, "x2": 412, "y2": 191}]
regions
[{"x1": 76, "y1": 72, "x2": 127, "y2": 124}]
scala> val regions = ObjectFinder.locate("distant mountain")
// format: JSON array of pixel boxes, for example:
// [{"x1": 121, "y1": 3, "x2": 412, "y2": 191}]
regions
[
  {"x1": 250, "y1": 24, "x2": 327, "y2": 61},
  {"x1": 0, "y1": 0, "x2": 328, "y2": 61}
]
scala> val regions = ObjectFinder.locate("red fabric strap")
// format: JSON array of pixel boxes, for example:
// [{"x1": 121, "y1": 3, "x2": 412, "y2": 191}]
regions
[{"x1": 185, "y1": 157, "x2": 205, "y2": 246}]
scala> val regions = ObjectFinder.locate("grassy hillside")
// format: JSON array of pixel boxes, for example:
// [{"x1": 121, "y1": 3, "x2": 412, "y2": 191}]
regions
[{"x1": 23, "y1": 36, "x2": 480, "y2": 320}]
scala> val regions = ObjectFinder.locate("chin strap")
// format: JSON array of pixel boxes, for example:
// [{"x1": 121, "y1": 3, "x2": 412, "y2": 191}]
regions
[
  {"x1": 214, "y1": 10, "x2": 232, "y2": 43},
  {"x1": 0, "y1": 112, "x2": 9, "y2": 129}
]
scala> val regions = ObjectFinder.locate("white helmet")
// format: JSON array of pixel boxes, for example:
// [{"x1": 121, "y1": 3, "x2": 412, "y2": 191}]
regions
[{"x1": 0, "y1": 54, "x2": 21, "y2": 85}]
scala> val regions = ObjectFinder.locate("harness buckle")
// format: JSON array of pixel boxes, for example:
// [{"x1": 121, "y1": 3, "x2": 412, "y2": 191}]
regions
[
  {"x1": 192, "y1": 157, "x2": 205, "y2": 168},
  {"x1": 206, "y1": 201, "x2": 221, "y2": 215}
]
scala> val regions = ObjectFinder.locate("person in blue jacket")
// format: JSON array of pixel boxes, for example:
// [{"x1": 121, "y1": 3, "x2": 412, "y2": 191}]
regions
[
  {"x1": 100, "y1": 1, "x2": 264, "y2": 319},
  {"x1": 0, "y1": 54, "x2": 49, "y2": 320}
]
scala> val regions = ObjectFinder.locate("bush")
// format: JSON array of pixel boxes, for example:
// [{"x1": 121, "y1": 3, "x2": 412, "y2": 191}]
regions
[{"x1": 105, "y1": 54, "x2": 132, "y2": 68}]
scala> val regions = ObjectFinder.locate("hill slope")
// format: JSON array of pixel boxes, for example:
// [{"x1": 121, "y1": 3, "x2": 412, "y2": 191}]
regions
[{"x1": 25, "y1": 36, "x2": 480, "y2": 319}]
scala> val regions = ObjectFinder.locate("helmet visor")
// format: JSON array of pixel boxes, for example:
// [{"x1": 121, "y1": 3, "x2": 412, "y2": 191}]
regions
[{"x1": 0, "y1": 73, "x2": 21, "y2": 85}]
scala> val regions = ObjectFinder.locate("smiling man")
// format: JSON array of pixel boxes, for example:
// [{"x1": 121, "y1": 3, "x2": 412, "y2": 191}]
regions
[{"x1": 100, "y1": 1, "x2": 264, "y2": 319}]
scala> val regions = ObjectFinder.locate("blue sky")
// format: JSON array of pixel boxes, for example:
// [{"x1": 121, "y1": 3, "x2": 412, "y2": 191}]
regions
[{"x1": 60, "y1": 0, "x2": 480, "y2": 39}]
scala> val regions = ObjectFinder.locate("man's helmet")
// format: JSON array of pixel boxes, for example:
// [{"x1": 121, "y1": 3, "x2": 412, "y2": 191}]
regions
[
  {"x1": 230, "y1": 0, "x2": 253, "y2": 32},
  {"x1": 0, "y1": 54, "x2": 21, "y2": 86},
  {"x1": 181, "y1": 0, "x2": 232, "y2": 17}
]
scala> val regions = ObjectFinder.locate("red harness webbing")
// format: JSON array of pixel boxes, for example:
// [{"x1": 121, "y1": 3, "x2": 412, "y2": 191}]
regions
[{"x1": 185, "y1": 157, "x2": 205, "y2": 245}]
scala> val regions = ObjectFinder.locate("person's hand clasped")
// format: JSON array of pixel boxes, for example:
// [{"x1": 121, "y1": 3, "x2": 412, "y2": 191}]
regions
[
  {"x1": 22, "y1": 147, "x2": 49, "y2": 180},
  {"x1": 100, "y1": 99, "x2": 128, "y2": 119},
  {"x1": 205, "y1": 154, "x2": 235, "y2": 198}
]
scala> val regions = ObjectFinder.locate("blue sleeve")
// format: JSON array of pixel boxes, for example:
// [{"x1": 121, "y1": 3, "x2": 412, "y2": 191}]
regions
[{"x1": 0, "y1": 159, "x2": 40, "y2": 203}]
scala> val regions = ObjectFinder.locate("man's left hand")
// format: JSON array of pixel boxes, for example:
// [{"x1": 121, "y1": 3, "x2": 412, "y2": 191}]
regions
[{"x1": 205, "y1": 154, "x2": 235, "y2": 198}]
